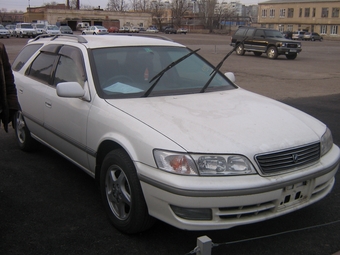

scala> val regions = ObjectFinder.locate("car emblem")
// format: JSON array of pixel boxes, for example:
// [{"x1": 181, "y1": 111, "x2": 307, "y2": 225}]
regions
[{"x1": 292, "y1": 154, "x2": 299, "y2": 163}]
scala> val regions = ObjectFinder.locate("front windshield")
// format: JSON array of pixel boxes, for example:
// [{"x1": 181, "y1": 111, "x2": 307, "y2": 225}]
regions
[
  {"x1": 264, "y1": 30, "x2": 283, "y2": 38},
  {"x1": 48, "y1": 25, "x2": 59, "y2": 30},
  {"x1": 92, "y1": 46, "x2": 236, "y2": 98}
]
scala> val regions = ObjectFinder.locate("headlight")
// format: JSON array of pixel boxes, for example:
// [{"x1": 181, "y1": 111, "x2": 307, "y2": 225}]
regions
[
  {"x1": 153, "y1": 150, "x2": 256, "y2": 176},
  {"x1": 320, "y1": 127, "x2": 333, "y2": 156}
]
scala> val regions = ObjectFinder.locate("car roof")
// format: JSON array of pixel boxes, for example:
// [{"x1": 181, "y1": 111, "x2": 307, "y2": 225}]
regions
[{"x1": 29, "y1": 34, "x2": 184, "y2": 49}]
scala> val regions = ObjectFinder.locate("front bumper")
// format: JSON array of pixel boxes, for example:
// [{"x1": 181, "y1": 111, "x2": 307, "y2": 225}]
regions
[
  {"x1": 278, "y1": 46, "x2": 302, "y2": 54},
  {"x1": 137, "y1": 145, "x2": 339, "y2": 230}
]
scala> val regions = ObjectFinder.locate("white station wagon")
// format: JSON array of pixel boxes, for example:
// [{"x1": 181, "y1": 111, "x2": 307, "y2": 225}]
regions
[{"x1": 12, "y1": 34, "x2": 339, "y2": 234}]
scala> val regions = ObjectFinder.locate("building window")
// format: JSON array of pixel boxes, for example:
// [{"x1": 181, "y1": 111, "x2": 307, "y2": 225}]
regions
[
  {"x1": 278, "y1": 25, "x2": 284, "y2": 32},
  {"x1": 332, "y1": 8, "x2": 339, "y2": 18},
  {"x1": 320, "y1": 25, "x2": 327, "y2": 34},
  {"x1": 268, "y1": 24, "x2": 274, "y2": 29},
  {"x1": 280, "y1": 9, "x2": 286, "y2": 18},
  {"x1": 312, "y1": 8, "x2": 316, "y2": 17},
  {"x1": 262, "y1": 9, "x2": 267, "y2": 18},
  {"x1": 305, "y1": 8, "x2": 310, "y2": 17},
  {"x1": 288, "y1": 8, "x2": 294, "y2": 18},
  {"x1": 270, "y1": 9, "x2": 275, "y2": 18},
  {"x1": 299, "y1": 8, "x2": 302, "y2": 17},
  {"x1": 322, "y1": 8, "x2": 329, "y2": 18},
  {"x1": 261, "y1": 24, "x2": 266, "y2": 28},
  {"x1": 287, "y1": 24, "x2": 293, "y2": 31},
  {"x1": 331, "y1": 25, "x2": 338, "y2": 35}
]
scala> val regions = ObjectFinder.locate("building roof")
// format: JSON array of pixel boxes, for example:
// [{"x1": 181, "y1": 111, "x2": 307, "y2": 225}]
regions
[{"x1": 260, "y1": 0, "x2": 340, "y2": 4}]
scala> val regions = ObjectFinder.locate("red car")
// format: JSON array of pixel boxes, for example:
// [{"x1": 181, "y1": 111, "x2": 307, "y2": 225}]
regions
[{"x1": 108, "y1": 26, "x2": 119, "y2": 33}]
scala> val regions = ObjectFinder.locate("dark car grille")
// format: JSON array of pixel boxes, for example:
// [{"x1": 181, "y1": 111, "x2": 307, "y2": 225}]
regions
[
  {"x1": 287, "y1": 43, "x2": 299, "y2": 48},
  {"x1": 255, "y1": 142, "x2": 320, "y2": 175}
]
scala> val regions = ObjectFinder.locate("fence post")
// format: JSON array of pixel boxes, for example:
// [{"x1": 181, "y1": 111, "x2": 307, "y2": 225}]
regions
[{"x1": 196, "y1": 235, "x2": 212, "y2": 255}]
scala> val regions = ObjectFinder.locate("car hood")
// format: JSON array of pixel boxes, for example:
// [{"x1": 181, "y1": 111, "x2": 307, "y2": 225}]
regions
[{"x1": 106, "y1": 89, "x2": 325, "y2": 154}]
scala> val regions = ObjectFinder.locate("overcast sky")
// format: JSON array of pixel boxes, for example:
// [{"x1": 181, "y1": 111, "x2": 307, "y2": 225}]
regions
[{"x1": 2, "y1": 0, "x2": 265, "y2": 12}]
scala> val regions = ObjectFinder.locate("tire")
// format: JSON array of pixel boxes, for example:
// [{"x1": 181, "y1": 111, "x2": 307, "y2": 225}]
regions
[
  {"x1": 286, "y1": 53, "x2": 297, "y2": 60},
  {"x1": 267, "y1": 46, "x2": 278, "y2": 59},
  {"x1": 235, "y1": 43, "x2": 245, "y2": 55},
  {"x1": 311, "y1": 37, "x2": 315, "y2": 41},
  {"x1": 100, "y1": 149, "x2": 155, "y2": 234},
  {"x1": 320, "y1": 38, "x2": 323, "y2": 42},
  {"x1": 253, "y1": 52, "x2": 262, "y2": 56},
  {"x1": 15, "y1": 110, "x2": 39, "y2": 152}
]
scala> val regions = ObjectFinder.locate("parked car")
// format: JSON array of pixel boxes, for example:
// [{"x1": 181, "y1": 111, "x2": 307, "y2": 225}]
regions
[
  {"x1": 32, "y1": 23, "x2": 46, "y2": 35},
  {"x1": 59, "y1": 25, "x2": 73, "y2": 34},
  {"x1": 0, "y1": 24, "x2": 10, "y2": 38},
  {"x1": 177, "y1": 28, "x2": 188, "y2": 34},
  {"x1": 15, "y1": 23, "x2": 37, "y2": 38},
  {"x1": 164, "y1": 26, "x2": 177, "y2": 34},
  {"x1": 5, "y1": 24, "x2": 16, "y2": 36},
  {"x1": 12, "y1": 34, "x2": 339, "y2": 234},
  {"x1": 303, "y1": 32, "x2": 323, "y2": 41},
  {"x1": 292, "y1": 31, "x2": 306, "y2": 40},
  {"x1": 231, "y1": 26, "x2": 302, "y2": 60},
  {"x1": 146, "y1": 27, "x2": 159, "y2": 33},
  {"x1": 119, "y1": 27, "x2": 129, "y2": 33},
  {"x1": 82, "y1": 25, "x2": 108, "y2": 35},
  {"x1": 129, "y1": 27, "x2": 140, "y2": 33},
  {"x1": 43, "y1": 25, "x2": 62, "y2": 36},
  {"x1": 108, "y1": 26, "x2": 119, "y2": 33}
]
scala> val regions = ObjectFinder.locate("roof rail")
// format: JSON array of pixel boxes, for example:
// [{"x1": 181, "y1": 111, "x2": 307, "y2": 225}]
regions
[
  {"x1": 109, "y1": 33, "x2": 173, "y2": 42},
  {"x1": 30, "y1": 34, "x2": 88, "y2": 43}
]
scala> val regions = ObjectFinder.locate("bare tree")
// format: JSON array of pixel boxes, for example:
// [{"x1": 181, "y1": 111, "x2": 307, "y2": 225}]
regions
[
  {"x1": 171, "y1": 0, "x2": 191, "y2": 28},
  {"x1": 149, "y1": 0, "x2": 167, "y2": 29},
  {"x1": 108, "y1": 0, "x2": 129, "y2": 11},
  {"x1": 196, "y1": 0, "x2": 217, "y2": 32},
  {"x1": 214, "y1": 2, "x2": 237, "y2": 31}
]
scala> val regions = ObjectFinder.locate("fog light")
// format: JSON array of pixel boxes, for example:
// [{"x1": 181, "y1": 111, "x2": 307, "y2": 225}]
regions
[{"x1": 170, "y1": 205, "x2": 212, "y2": 220}]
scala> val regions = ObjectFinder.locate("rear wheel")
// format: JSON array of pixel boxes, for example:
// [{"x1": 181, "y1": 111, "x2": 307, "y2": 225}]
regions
[
  {"x1": 235, "y1": 43, "x2": 245, "y2": 55},
  {"x1": 100, "y1": 149, "x2": 155, "y2": 234},
  {"x1": 15, "y1": 110, "x2": 39, "y2": 151},
  {"x1": 267, "y1": 46, "x2": 278, "y2": 59}
]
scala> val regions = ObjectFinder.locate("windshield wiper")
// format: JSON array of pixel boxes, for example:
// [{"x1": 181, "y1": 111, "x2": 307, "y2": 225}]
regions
[
  {"x1": 142, "y1": 48, "x2": 200, "y2": 97},
  {"x1": 200, "y1": 37, "x2": 247, "y2": 93}
]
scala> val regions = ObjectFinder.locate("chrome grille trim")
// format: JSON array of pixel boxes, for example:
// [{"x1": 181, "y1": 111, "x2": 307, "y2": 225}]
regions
[{"x1": 255, "y1": 142, "x2": 320, "y2": 174}]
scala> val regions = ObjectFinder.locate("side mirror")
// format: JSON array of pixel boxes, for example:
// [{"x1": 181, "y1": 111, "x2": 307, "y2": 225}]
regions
[
  {"x1": 56, "y1": 82, "x2": 85, "y2": 98},
  {"x1": 225, "y1": 72, "x2": 236, "y2": 83}
]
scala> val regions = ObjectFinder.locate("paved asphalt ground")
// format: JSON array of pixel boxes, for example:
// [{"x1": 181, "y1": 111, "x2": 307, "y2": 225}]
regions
[{"x1": 1, "y1": 34, "x2": 340, "y2": 255}]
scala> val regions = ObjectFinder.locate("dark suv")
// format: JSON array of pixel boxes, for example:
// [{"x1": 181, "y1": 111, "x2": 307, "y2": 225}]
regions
[
  {"x1": 230, "y1": 27, "x2": 302, "y2": 60},
  {"x1": 164, "y1": 26, "x2": 177, "y2": 34}
]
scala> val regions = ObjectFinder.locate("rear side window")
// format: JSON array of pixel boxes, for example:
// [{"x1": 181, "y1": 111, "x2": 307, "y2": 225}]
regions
[
  {"x1": 234, "y1": 27, "x2": 247, "y2": 36},
  {"x1": 26, "y1": 52, "x2": 57, "y2": 84},
  {"x1": 12, "y1": 44, "x2": 43, "y2": 71},
  {"x1": 245, "y1": 28, "x2": 255, "y2": 37}
]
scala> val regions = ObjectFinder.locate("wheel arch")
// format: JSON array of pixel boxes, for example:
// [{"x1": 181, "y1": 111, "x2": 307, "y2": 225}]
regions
[{"x1": 95, "y1": 140, "x2": 125, "y2": 185}]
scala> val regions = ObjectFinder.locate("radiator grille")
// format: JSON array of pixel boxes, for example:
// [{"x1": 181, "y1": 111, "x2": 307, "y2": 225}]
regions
[
  {"x1": 287, "y1": 43, "x2": 299, "y2": 48},
  {"x1": 255, "y1": 142, "x2": 320, "y2": 174}
]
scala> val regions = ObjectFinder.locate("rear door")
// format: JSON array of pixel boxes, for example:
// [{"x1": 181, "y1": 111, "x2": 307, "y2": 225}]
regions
[{"x1": 251, "y1": 29, "x2": 267, "y2": 52}]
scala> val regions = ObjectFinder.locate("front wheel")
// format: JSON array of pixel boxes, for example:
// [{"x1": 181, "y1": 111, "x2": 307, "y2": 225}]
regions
[
  {"x1": 15, "y1": 110, "x2": 39, "y2": 151},
  {"x1": 235, "y1": 43, "x2": 245, "y2": 55},
  {"x1": 286, "y1": 53, "x2": 297, "y2": 60},
  {"x1": 100, "y1": 149, "x2": 155, "y2": 234},
  {"x1": 267, "y1": 46, "x2": 278, "y2": 59}
]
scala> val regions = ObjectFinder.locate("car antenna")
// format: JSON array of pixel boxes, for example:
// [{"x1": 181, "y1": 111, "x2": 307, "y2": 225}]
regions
[{"x1": 200, "y1": 37, "x2": 247, "y2": 93}]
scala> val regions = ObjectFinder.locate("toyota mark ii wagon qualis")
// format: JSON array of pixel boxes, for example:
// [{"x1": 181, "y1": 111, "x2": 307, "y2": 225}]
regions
[{"x1": 12, "y1": 34, "x2": 339, "y2": 234}]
